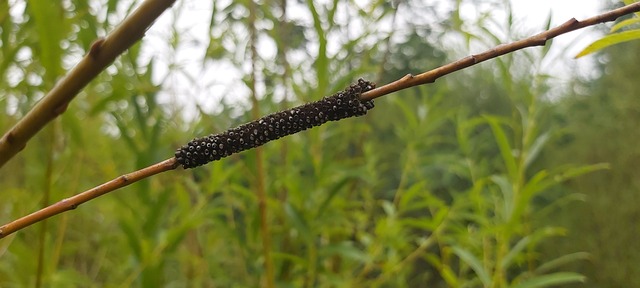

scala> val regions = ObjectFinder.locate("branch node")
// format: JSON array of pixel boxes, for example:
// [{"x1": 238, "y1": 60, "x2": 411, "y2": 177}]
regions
[
  {"x1": 89, "y1": 38, "x2": 106, "y2": 60},
  {"x1": 401, "y1": 74, "x2": 415, "y2": 81},
  {"x1": 532, "y1": 35, "x2": 548, "y2": 47},
  {"x1": 54, "y1": 102, "x2": 69, "y2": 115},
  {"x1": 4, "y1": 131, "x2": 15, "y2": 145},
  {"x1": 562, "y1": 17, "x2": 580, "y2": 30},
  {"x1": 2, "y1": 131, "x2": 26, "y2": 151},
  {"x1": 60, "y1": 198, "x2": 78, "y2": 210}
]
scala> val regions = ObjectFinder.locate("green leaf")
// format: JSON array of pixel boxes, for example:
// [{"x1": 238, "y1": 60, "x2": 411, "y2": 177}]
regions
[
  {"x1": 611, "y1": 17, "x2": 640, "y2": 33},
  {"x1": 319, "y1": 242, "x2": 369, "y2": 263},
  {"x1": 501, "y1": 235, "x2": 532, "y2": 270},
  {"x1": 452, "y1": 246, "x2": 491, "y2": 287},
  {"x1": 486, "y1": 116, "x2": 518, "y2": 181},
  {"x1": 491, "y1": 175, "x2": 514, "y2": 220},
  {"x1": 164, "y1": 213, "x2": 204, "y2": 254},
  {"x1": 456, "y1": 114, "x2": 485, "y2": 155},
  {"x1": 119, "y1": 220, "x2": 143, "y2": 261},
  {"x1": 559, "y1": 163, "x2": 610, "y2": 179},
  {"x1": 511, "y1": 272, "x2": 585, "y2": 288},
  {"x1": 285, "y1": 202, "x2": 313, "y2": 242},
  {"x1": 305, "y1": 0, "x2": 328, "y2": 98},
  {"x1": 541, "y1": 12, "x2": 554, "y2": 57},
  {"x1": 399, "y1": 208, "x2": 447, "y2": 232},
  {"x1": 398, "y1": 181, "x2": 428, "y2": 211},
  {"x1": 28, "y1": 1, "x2": 66, "y2": 84},
  {"x1": 535, "y1": 252, "x2": 590, "y2": 275},
  {"x1": 381, "y1": 200, "x2": 396, "y2": 217},
  {"x1": 575, "y1": 29, "x2": 640, "y2": 58},
  {"x1": 521, "y1": 170, "x2": 549, "y2": 197},
  {"x1": 425, "y1": 253, "x2": 460, "y2": 287},
  {"x1": 315, "y1": 176, "x2": 350, "y2": 219},
  {"x1": 523, "y1": 163, "x2": 607, "y2": 205},
  {"x1": 142, "y1": 189, "x2": 170, "y2": 235},
  {"x1": 501, "y1": 227, "x2": 564, "y2": 270},
  {"x1": 392, "y1": 97, "x2": 420, "y2": 129},
  {"x1": 524, "y1": 132, "x2": 550, "y2": 169}
]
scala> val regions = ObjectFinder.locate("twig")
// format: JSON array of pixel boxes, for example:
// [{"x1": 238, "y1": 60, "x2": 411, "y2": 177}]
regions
[
  {"x1": 1, "y1": 2, "x2": 639, "y2": 239},
  {"x1": 360, "y1": 2, "x2": 640, "y2": 101},
  {"x1": 0, "y1": 0, "x2": 176, "y2": 169},
  {"x1": 0, "y1": 159, "x2": 178, "y2": 238}
]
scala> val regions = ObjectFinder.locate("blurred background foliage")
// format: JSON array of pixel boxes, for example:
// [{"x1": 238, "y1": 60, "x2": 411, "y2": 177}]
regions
[{"x1": 0, "y1": 0, "x2": 638, "y2": 287}]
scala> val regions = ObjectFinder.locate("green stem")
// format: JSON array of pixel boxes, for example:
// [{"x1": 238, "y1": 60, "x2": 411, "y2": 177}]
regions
[
  {"x1": 248, "y1": 1, "x2": 274, "y2": 287},
  {"x1": 36, "y1": 122, "x2": 56, "y2": 288}
]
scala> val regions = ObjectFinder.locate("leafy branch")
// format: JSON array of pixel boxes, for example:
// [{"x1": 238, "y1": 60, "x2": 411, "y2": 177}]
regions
[
  {"x1": 576, "y1": 0, "x2": 640, "y2": 58},
  {"x1": 0, "y1": 0, "x2": 176, "y2": 168},
  {"x1": 1, "y1": 2, "x2": 639, "y2": 239}
]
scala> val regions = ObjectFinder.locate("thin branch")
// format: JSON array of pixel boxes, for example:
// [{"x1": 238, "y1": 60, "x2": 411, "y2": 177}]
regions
[
  {"x1": 0, "y1": 158, "x2": 178, "y2": 238},
  {"x1": 0, "y1": 0, "x2": 176, "y2": 169},
  {"x1": 360, "y1": 2, "x2": 640, "y2": 101},
  {"x1": 1, "y1": 2, "x2": 639, "y2": 239}
]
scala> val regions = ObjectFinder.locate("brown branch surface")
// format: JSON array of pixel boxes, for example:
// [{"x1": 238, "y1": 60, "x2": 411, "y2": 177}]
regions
[
  {"x1": 1, "y1": 2, "x2": 639, "y2": 239},
  {"x1": 360, "y1": 2, "x2": 640, "y2": 101},
  {"x1": 0, "y1": 0, "x2": 176, "y2": 169},
  {"x1": 0, "y1": 158, "x2": 178, "y2": 238}
]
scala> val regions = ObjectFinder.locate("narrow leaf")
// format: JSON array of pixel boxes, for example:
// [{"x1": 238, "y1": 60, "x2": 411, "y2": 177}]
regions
[
  {"x1": 486, "y1": 116, "x2": 518, "y2": 181},
  {"x1": 524, "y1": 132, "x2": 550, "y2": 169},
  {"x1": 535, "y1": 252, "x2": 590, "y2": 275},
  {"x1": 28, "y1": 1, "x2": 65, "y2": 82},
  {"x1": 575, "y1": 29, "x2": 640, "y2": 58},
  {"x1": 512, "y1": 272, "x2": 585, "y2": 288},
  {"x1": 610, "y1": 18, "x2": 640, "y2": 33},
  {"x1": 491, "y1": 175, "x2": 514, "y2": 220},
  {"x1": 500, "y1": 235, "x2": 532, "y2": 270},
  {"x1": 452, "y1": 246, "x2": 491, "y2": 287},
  {"x1": 285, "y1": 203, "x2": 313, "y2": 242},
  {"x1": 320, "y1": 242, "x2": 369, "y2": 263}
]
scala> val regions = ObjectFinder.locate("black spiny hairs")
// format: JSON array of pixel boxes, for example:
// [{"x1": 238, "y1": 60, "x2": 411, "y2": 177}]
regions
[{"x1": 175, "y1": 78, "x2": 376, "y2": 169}]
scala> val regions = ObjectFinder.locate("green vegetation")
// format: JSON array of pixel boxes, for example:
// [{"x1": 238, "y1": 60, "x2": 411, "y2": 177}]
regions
[{"x1": 0, "y1": 0, "x2": 637, "y2": 287}]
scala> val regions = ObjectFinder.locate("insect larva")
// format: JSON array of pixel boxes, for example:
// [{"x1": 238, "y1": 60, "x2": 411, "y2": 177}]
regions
[{"x1": 175, "y1": 79, "x2": 375, "y2": 169}]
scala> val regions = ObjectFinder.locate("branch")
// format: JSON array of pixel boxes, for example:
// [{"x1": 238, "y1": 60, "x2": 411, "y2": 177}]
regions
[
  {"x1": 1, "y1": 2, "x2": 639, "y2": 239},
  {"x1": 0, "y1": 0, "x2": 176, "y2": 169},
  {"x1": 360, "y1": 2, "x2": 640, "y2": 101},
  {"x1": 0, "y1": 158, "x2": 178, "y2": 238}
]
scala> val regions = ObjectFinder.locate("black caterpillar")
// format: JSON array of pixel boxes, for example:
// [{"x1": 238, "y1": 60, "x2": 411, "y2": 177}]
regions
[{"x1": 175, "y1": 79, "x2": 376, "y2": 169}]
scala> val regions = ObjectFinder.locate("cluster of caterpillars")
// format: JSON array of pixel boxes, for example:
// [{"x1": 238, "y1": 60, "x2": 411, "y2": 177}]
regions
[{"x1": 175, "y1": 79, "x2": 376, "y2": 169}]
